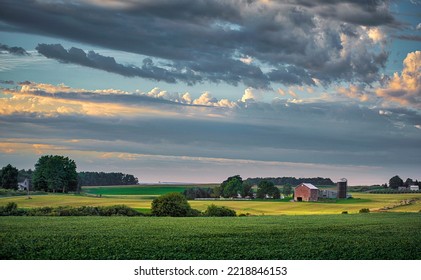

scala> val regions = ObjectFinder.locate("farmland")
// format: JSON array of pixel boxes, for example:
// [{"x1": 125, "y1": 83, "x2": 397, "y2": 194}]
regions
[
  {"x1": 1, "y1": 185, "x2": 420, "y2": 260},
  {"x1": 1, "y1": 213, "x2": 420, "y2": 259},
  {"x1": 1, "y1": 185, "x2": 421, "y2": 214}
]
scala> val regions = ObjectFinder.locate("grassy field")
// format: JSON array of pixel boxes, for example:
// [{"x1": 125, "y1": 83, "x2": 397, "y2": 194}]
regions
[
  {"x1": 1, "y1": 192, "x2": 420, "y2": 215},
  {"x1": 1, "y1": 213, "x2": 420, "y2": 260}
]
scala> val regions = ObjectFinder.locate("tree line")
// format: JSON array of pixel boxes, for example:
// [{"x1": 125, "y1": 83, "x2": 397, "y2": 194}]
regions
[
  {"x1": 387, "y1": 175, "x2": 421, "y2": 189},
  {"x1": 244, "y1": 177, "x2": 334, "y2": 186},
  {"x1": 183, "y1": 175, "x2": 293, "y2": 200},
  {"x1": 78, "y1": 171, "x2": 138, "y2": 186},
  {"x1": 0, "y1": 155, "x2": 139, "y2": 192}
]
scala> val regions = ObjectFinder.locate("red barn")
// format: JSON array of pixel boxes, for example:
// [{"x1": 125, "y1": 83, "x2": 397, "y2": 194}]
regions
[{"x1": 294, "y1": 183, "x2": 319, "y2": 202}]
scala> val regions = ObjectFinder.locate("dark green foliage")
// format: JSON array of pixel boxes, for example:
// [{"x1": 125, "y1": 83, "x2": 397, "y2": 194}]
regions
[
  {"x1": 78, "y1": 171, "x2": 138, "y2": 186},
  {"x1": 240, "y1": 181, "x2": 253, "y2": 198},
  {"x1": 359, "y1": 208, "x2": 370, "y2": 213},
  {"x1": 204, "y1": 204, "x2": 236, "y2": 217},
  {"x1": 32, "y1": 155, "x2": 78, "y2": 193},
  {"x1": 220, "y1": 175, "x2": 243, "y2": 198},
  {"x1": 282, "y1": 183, "x2": 292, "y2": 196},
  {"x1": 151, "y1": 192, "x2": 195, "y2": 217},
  {"x1": 0, "y1": 203, "x2": 142, "y2": 216},
  {"x1": 389, "y1": 175, "x2": 404, "y2": 189},
  {"x1": 0, "y1": 164, "x2": 19, "y2": 190},
  {"x1": 256, "y1": 180, "x2": 280, "y2": 199},
  {"x1": 217, "y1": 175, "x2": 253, "y2": 198},
  {"x1": 342, "y1": 211, "x2": 348, "y2": 214},
  {"x1": 182, "y1": 187, "x2": 213, "y2": 200},
  {"x1": 1, "y1": 214, "x2": 420, "y2": 259},
  {"x1": 245, "y1": 177, "x2": 334, "y2": 186}
]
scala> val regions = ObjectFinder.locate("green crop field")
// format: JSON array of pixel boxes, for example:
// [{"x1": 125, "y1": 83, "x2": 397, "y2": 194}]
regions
[
  {"x1": 82, "y1": 184, "x2": 217, "y2": 197},
  {"x1": 0, "y1": 213, "x2": 420, "y2": 259}
]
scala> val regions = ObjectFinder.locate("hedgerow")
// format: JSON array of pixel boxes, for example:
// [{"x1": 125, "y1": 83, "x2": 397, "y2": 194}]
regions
[{"x1": 0, "y1": 203, "x2": 143, "y2": 216}]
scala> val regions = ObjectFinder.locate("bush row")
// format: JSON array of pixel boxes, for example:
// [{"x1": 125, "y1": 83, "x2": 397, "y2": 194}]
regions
[
  {"x1": 0, "y1": 202, "x2": 238, "y2": 217},
  {"x1": 0, "y1": 202, "x2": 143, "y2": 216}
]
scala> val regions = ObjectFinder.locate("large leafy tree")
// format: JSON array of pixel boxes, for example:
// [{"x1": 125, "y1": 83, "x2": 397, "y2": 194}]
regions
[
  {"x1": 389, "y1": 175, "x2": 404, "y2": 189},
  {"x1": 0, "y1": 164, "x2": 19, "y2": 190},
  {"x1": 257, "y1": 180, "x2": 280, "y2": 199},
  {"x1": 219, "y1": 175, "x2": 243, "y2": 198},
  {"x1": 33, "y1": 155, "x2": 78, "y2": 193}
]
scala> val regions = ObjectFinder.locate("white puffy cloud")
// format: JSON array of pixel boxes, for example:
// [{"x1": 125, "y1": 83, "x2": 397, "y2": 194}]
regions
[
  {"x1": 241, "y1": 87, "x2": 256, "y2": 102},
  {"x1": 192, "y1": 92, "x2": 236, "y2": 108},
  {"x1": 376, "y1": 51, "x2": 421, "y2": 107}
]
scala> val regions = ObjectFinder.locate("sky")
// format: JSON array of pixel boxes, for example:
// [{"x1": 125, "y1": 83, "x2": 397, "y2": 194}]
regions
[{"x1": 0, "y1": 0, "x2": 420, "y2": 185}]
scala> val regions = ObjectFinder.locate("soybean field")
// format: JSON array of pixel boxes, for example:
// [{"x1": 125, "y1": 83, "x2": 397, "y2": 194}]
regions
[{"x1": 1, "y1": 213, "x2": 420, "y2": 260}]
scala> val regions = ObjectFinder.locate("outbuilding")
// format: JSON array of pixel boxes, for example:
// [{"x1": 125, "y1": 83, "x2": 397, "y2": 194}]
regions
[
  {"x1": 410, "y1": 185, "x2": 419, "y2": 191},
  {"x1": 294, "y1": 183, "x2": 319, "y2": 202}
]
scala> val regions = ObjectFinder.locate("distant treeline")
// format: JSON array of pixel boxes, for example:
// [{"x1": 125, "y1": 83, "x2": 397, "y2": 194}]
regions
[
  {"x1": 77, "y1": 172, "x2": 138, "y2": 186},
  {"x1": 16, "y1": 170, "x2": 138, "y2": 187},
  {"x1": 244, "y1": 177, "x2": 334, "y2": 186}
]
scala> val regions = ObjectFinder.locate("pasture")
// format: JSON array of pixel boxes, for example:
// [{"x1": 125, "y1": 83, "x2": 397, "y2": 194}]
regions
[{"x1": 1, "y1": 213, "x2": 420, "y2": 259}]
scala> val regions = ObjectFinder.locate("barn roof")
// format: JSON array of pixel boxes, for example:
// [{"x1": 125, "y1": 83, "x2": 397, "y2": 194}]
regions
[{"x1": 300, "y1": 183, "x2": 318, "y2": 190}]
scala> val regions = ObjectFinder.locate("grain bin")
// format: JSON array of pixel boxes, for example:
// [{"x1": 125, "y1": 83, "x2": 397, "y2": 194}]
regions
[{"x1": 337, "y1": 178, "x2": 347, "y2": 199}]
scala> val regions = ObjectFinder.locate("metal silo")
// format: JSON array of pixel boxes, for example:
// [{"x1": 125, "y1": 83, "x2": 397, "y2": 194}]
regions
[{"x1": 337, "y1": 178, "x2": 347, "y2": 199}]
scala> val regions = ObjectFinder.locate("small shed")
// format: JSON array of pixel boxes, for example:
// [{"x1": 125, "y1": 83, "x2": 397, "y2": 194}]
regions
[
  {"x1": 410, "y1": 185, "x2": 419, "y2": 191},
  {"x1": 294, "y1": 183, "x2": 319, "y2": 202},
  {"x1": 320, "y1": 189, "x2": 337, "y2": 199}
]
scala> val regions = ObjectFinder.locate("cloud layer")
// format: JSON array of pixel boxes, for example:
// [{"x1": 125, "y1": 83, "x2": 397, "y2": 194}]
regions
[
  {"x1": 0, "y1": 0, "x2": 394, "y2": 88},
  {"x1": 0, "y1": 43, "x2": 29, "y2": 55}
]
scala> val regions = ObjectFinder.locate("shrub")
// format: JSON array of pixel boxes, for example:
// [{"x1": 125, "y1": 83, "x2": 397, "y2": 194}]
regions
[
  {"x1": 187, "y1": 208, "x2": 202, "y2": 217},
  {"x1": 27, "y1": 207, "x2": 54, "y2": 216},
  {"x1": 342, "y1": 211, "x2": 348, "y2": 214},
  {"x1": 204, "y1": 204, "x2": 236, "y2": 217},
  {"x1": 151, "y1": 192, "x2": 195, "y2": 217},
  {"x1": 359, "y1": 208, "x2": 370, "y2": 213},
  {"x1": 0, "y1": 202, "x2": 26, "y2": 216},
  {"x1": 101, "y1": 205, "x2": 141, "y2": 216}
]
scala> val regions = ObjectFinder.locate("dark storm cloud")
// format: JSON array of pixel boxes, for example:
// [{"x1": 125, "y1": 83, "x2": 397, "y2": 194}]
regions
[
  {"x1": 36, "y1": 43, "x2": 201, "y2": 85},
  {"x1": 0, "y1": 43, "x2": 29, "y2": 55},
  {"x1": 0, "y1": 0, "x2": 398, "y2": 88}
]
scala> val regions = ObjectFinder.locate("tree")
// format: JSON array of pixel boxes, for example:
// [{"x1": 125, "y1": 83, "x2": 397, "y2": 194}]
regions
[
  {"x1": 183, "y1": 187, "x2": 213, "y2": 200},
  {"x1": 151, "y1": 192, "x2": 196, "y2": 217},
  {"x1": 219, "y1": 175, "x2": 243, "y2": 198},
  {"x1": 404, "y1": 178, "x2": 414, "y2": 187},
  {"x1": 32, "y1": 155, "x2": 78, "y2": 193},
  {"x1": 0, "y1": 164, "x2": 19, "y2": 190},
  {"x1": 257, "y1": 180, "x2": 280, "y2": 199},
  {"x1": 389, "y1": 175, "x2": 403, "y2": 189},
  {"x1": 283, "y1": 183, "x2": 292, "y2": 196},
  {"x1": 240, "y1": 181, "x2": 253, "y2": 198}
]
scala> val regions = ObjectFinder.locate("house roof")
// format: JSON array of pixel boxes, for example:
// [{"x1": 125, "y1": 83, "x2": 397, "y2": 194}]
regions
[{"x1": 300, "y1": 183, "x2": 318, "y2": 190}]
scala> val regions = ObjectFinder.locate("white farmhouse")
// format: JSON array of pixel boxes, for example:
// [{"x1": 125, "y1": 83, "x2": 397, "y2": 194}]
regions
[{"x1": 17, "y1": 179, "x2": 30, "y2": 191}]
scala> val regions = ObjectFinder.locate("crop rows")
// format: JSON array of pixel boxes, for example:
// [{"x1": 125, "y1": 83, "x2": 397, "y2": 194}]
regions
[{"x1": 1, "y1": 213, "x2": 420, "y2": 260}]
